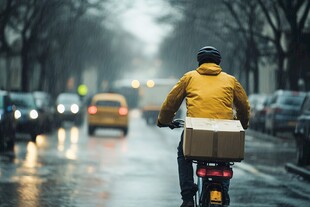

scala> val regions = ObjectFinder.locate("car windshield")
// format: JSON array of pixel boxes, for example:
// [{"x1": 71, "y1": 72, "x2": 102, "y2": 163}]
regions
[
  {"x1": 277, "y1": 95, "x2": 305, "y2": 106},
  {"x1": 96, "y1": 100, "x2": 121, "y2": 107},
  {"x1": 58, "y1": 94, "x2": 80, "y2": 104},
  {"x1": 11, "y1": 94, "x2": 36, "y2": 108}
]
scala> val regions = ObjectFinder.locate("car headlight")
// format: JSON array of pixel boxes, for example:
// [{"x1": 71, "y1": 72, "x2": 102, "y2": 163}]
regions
[
  {"x1": 14, "y1": 110, "x2": 21, "y2": 119},
  {"x1": 30, "y1": 109, "x2": 38, "y2": 119},
  {"x1": 71, "y1": 104, "x2": 79, "y2": 114},
  {"x1": 57, "y1": 104, "x2": 65, "y2": 113}
]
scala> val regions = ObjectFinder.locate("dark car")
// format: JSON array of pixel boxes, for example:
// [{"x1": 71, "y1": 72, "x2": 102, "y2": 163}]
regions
[
  {"x1": 33, "y1": 91, "x2": 55, "y2": 132},
  {"x1": 265, "y1": 90, "x2": 306, "y2": 136},
  {"x1": 11, "y1": 92, "x2": 44, "y2": 142},
  {"x1": 55, "y1": 93, "x2": 84, "y2": 126},
  {"x1": 248, "y1": 94, "x2": 269, "y2": 131},
  {"x1": 294, "y1": 92, "x2": 310, "y2": 166},
  {"x1": 0, "y1": 91, "x2": 16, "y2": 152},
  {"x1": 250, "y1": 95, "x2": 272, "y2": 132}
]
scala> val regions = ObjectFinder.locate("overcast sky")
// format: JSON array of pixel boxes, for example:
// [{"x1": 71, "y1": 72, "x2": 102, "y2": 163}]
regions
[{"x1": 115, "y1": 0, "x2": 178, "y2": 56}]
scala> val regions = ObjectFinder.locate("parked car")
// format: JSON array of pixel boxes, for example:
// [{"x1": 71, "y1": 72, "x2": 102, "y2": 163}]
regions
[
  {"x1": 294, "y1": 92, "x2": 310, "y2": 166},
  {"x1": 55, "y1": 93, "x2": 84, "y2": 126},
  {"x1": 10, "y1": 92, "x2": 43, "y2": 142},
  {"x1": 0, "y1": 91, "x2": 16, "y2": 152},
  {"x1": 265, "y1": 90, "x2": 306, "y2": 136},
  {"x1": 33, "y1": 91, "x2": 55, "y2": 132},
  {"x1": 87, "y1": 93, "x2": 129, "y2": 136},
  {"x1": 248, "y1": 94, "x2": 269, "y2": 131}
]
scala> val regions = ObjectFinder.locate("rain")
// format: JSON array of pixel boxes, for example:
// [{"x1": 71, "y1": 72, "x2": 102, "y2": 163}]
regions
[{"x1": 0, "y1": 0, "x2": 310, "y2": 206}]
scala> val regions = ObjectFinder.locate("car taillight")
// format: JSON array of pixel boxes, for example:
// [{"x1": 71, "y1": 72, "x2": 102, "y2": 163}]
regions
[
  {"x1": 274, "y1": 107, "x2": 282, "y2": 113},
  {"x1": 119, "y1": 107, "x2": 128, "y2": 116},
  {"x1": 88, "y1": 106, "x2": 97, "y2": 114},
  {"x1": 196, "y1": 167, "x2": 233, "y2": 179}
]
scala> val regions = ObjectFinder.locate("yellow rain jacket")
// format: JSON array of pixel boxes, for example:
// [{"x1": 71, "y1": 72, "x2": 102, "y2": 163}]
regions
[{"x1": 158, "y1": 63, "x2": 250, "y2": 129}]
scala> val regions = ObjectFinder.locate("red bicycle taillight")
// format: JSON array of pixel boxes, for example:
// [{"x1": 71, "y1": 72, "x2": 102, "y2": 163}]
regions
[
  {"x1": 88, "y1": 106, "x2": 97, "y2": 114},
  {"x1": 223, "y1": 169, "x2": 233, "y2": 178},
  {"x1": 207, "y1": 169, "x2": 223, "y2": 177},
  {"x1": 197, "y1": 167, "x2": 233, "y2": 179},
  {"x1": 197, "y1": 168, "x2": 207, "y2": 177},
  {"x1": 119, "y1": 107, "x2": 128, "y2": 116}
]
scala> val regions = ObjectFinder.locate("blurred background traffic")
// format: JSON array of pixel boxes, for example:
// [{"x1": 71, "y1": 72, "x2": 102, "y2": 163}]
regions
[{"x1": 0, "y1": 0, "x2": 310, "y2": 205}]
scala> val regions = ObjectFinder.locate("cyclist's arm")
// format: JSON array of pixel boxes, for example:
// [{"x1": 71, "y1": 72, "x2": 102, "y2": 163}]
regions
[
  {"x1": 157, "y1": 75, "x2": 187, "y2": 125},
  {"x1": 233, "y1": 78, "x2": 250, "y2": 129}
]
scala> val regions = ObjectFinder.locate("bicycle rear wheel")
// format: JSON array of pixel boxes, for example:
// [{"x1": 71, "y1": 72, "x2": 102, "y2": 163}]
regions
[{"x1": 200, "y1": 183, "x2": 223, "y2": 207}]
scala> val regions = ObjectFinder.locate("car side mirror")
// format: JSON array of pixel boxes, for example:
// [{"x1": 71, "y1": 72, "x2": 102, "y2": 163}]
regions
[{"x1": 6, "y1": 105, "x2": 13, "y2": 112}]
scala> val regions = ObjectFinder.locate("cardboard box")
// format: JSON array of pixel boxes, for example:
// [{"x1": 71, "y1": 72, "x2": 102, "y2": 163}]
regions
[{"x1": 183, "y1": 117, "x2": 245, "y2": 162}]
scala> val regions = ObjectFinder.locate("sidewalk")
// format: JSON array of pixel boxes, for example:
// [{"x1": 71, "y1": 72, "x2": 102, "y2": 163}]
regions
[
  {"x1": 285, "y1": 163, "x2": 310, "y2": 180},
  {"x1": 246, "y1": 129, "x2": 310, "y2": 180}
]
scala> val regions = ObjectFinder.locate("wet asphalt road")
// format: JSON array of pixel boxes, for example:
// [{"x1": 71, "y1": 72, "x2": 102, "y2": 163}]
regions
[{"x1": 0, "y1": 109, "x2": 310, "y2": 207}]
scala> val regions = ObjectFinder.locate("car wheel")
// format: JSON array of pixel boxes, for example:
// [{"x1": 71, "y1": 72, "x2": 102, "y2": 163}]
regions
[
  {"x1": 6, "y1": 137, "x2": 15, "y2": 151},
  {"x1": 31, "y1": 133, "x2": 37, "y2": 142},
  {"x1": 297, "y1": 141, "x2": 310, "y2": 166},
  {"x1": 123, "y1": 128, "x2": 128, "y2": 136},
  {"x1": 55, "y1": 120, "x2": 62, "y2": 128},
  {"x1": 0, "y1": 133, "x2": 15, "y2": 152},
  {"x1": 45, "y1": 119, "x2": 53, "y2": 133},
  {"x1": 146, "y1": 117, "x2": 151, "y2": 125},
  {"x1": 75, "y1": 117, "x2": 83, "y2": 126},
  {"x1": 88, "y1": 126, "x2": 95, "y2": 135},
  {"x1": 270, "y1": 124, "x2": 277, "y2": 136},
  {"x1": 0, "y1": 138, "x2": 5, "y2": 152}
]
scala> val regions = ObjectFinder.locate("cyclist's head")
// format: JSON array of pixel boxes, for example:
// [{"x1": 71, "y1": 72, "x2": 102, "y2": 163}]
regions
[{"x1": 197, "y1": 46, "x2": 221, "y2": 65}]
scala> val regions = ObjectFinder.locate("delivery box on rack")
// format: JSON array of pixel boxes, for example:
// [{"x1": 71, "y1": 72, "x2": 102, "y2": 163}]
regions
[{"x1": 183, "y1": 117, "x2": 245, "y2": 162}]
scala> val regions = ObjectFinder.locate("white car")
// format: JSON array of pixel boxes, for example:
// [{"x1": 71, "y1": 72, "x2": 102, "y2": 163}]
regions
[{"x1": 55, "y1": 93, "x2": 84, "y2": 126}]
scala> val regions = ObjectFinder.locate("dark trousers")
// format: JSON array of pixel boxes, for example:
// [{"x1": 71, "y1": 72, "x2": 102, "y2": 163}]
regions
[{"x1": 177, "y1": 131, "x2": 230, "y2": 204}]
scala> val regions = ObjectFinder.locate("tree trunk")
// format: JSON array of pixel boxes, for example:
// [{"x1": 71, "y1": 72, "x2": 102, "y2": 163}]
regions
[
  {"x1": 253, "y1": 60, "x2": 259, "y2": 93},
  {"x1": 5, "y1": 54, "x2": 11, "y2": 91},
  {"x1": 276, "y1": 50, "x2": 286, "y2": 90},
  {"x1": 38, "y1": 58, "x2": 46, "y2": 91},
  {"x1": 21, "y1": 43, "x2": 29, "y2": 92}
]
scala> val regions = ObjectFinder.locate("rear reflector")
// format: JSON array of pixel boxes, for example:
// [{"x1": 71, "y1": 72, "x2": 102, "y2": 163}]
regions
[
  {"x1": 88, "y1": 106, "x2": 97, "y2": 114},
  {"x1": 119, "y1": 107, "x2": 128, "y2": 116},
  {"x1": 197, "y1": 168, "x2": 208, "y2": 177},
  {"x1": 196, "y1": 167, "x2": 233, "y2": 179}
]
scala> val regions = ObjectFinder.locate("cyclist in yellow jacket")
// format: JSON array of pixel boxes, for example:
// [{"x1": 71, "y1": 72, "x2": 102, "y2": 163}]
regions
[{"x1": 157, "y1": 46, "x2": 250, "y2": 207}]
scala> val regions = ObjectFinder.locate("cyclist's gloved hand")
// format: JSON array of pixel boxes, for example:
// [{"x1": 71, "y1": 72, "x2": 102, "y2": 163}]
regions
[
  {"x1": 168, "y1": 120, "x2": 181, "y2": 129},
  {"x1": 157, "y1": 120, "x2": 166, "y2": 128}
]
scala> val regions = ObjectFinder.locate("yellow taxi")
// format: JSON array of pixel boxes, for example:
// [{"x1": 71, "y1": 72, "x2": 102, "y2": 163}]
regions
[{"x1": 87, "y1": 93, "x2": 129, "y2": 136}]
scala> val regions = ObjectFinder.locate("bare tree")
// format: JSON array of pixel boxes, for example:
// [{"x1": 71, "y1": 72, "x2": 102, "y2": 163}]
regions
[
  {"x1": 278, "y1": 0, "x2": 310, "y2": 90},
  {"x1": 223, "y1": 0, "x2": 263, "y2": 93}
]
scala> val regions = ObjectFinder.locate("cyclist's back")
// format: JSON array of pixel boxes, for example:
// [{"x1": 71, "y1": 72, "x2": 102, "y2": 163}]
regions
[{"x1": 157, "y1": 46, "x2": 250, "y2": 207}]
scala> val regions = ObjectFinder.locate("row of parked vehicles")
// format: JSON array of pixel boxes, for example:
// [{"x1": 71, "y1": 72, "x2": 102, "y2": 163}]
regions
[
  {"x1": 249, "y1": 90, "x2": 310, "y2": 166},
  {"x1": 1, "y1": 90, "x2": 131, "y2": 152},
  {"x1": 0, "y1": 91, "x2": 84, "y2": 152}
]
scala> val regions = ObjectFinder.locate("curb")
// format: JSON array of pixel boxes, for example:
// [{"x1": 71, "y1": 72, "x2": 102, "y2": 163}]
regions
[
  {"x1": 285, "y1": 163, "x2": 310, "y2": 180},
  {"x1": 246, "y1": 130, "x2": 310, "y2": 180},
  {"x1": 246, "y1": 129, "x2": 273, "y2": 140}
]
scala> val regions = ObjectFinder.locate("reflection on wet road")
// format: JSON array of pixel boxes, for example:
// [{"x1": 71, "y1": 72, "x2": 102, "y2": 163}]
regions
[{"x1": 0, "y1": 110, "x2": 310, "y2": 207}]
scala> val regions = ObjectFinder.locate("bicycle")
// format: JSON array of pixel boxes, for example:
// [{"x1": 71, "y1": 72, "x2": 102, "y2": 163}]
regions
[{"x1": 165, "y1": 119, "x2": 234, "y2": 207}]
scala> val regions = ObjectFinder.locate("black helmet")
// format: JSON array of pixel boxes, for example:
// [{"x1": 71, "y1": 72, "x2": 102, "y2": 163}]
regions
[{"x1": 197, "y1": 46, "x2": 221, "y2": 65}]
